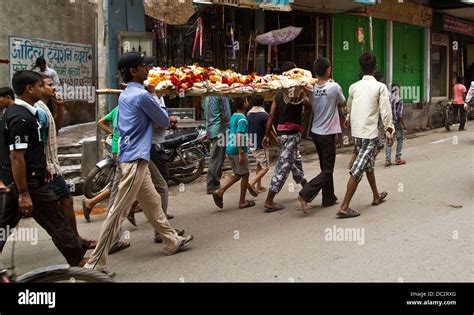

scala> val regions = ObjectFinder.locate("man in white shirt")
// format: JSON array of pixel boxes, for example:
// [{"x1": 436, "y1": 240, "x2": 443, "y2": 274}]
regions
[
  {"x1": 33, "y1": 57, "x2": 60, "y2": 87},
  {"x1": 337, "y1": 53, "x2": 394, "y2": 219}
]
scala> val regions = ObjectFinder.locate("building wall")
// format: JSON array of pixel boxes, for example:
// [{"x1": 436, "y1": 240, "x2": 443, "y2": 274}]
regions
[
  {"x1": 106, "y1": 0, "x2": 146, "y2": 109},
  {"x1": 0, "y1": 0, "x2": 97, "y2": 125}
]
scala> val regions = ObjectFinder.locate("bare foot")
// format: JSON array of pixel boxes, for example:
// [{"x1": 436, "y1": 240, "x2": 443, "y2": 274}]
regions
[{"x1": 297, "y1": 195, "x2": 310, "y2": 214}]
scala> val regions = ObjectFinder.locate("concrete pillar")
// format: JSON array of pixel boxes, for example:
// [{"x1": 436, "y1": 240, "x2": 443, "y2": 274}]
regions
[
  {"x1": 96, "y1": 0, "x2": 108, "y2": 160},
  {"x1": 424, "y1": 27, "x2": 431, "y2": 103}
]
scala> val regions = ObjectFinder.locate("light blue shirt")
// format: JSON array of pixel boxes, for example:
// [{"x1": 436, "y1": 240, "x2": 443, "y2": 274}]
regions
[
  {"x1": 117, "y1": 82, "x2": 169, "y2": 162},
  {"x1": 34, "y1": 105, "x2": 49, "y2": 144}
]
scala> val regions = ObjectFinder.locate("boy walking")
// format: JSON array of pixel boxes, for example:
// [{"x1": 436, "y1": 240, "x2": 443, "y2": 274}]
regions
[
  {"x1": 212, "y1": 97, "x2": 257, "y2": 209},
  {"x1": 298, "y1": 58, "x2": 345, "y2": 213},
  {"x1": 247, "y1": 95, "x2": 270, "y2": 194},
  {"x1": 337, "y1": 53, "x2": 394, "y2": 219},
  {"x1": 385, "y1": 84, "x2": 407, "y2": 166}
]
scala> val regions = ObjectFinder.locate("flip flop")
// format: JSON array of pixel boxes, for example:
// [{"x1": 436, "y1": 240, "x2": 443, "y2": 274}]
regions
[
  {"x1": 264, "y1": 203, "x2": 285, "y2": 213},
  {"x1": 239, "y1": 200, "x2": 256, "y2": 209},
  {"x1": 212, "y1": 192, "x2": 224, "y2": 209},
  {"x1": 336, "y1": 208, "x2": 361, "y2": 219},
  {"x1": 395, "y1": 159, "x2": 406, "y2": 165},
  {"x1": 247, "y1": 185, "x2": 259, "y2": 197},
  {"x1": 82, "y1": 200, "x2": 93, "y2": 223},
  {"x1": 372, "y1": 191, "x2": 388, "y2": 206},
  {"x1": 109, "y1": 241, "x2": 130, "y2": 255}
]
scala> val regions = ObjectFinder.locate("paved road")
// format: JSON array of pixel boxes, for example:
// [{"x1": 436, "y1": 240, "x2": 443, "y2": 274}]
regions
[{"x1": 3, "y1": 122, "x2": 473, "y2": 282}]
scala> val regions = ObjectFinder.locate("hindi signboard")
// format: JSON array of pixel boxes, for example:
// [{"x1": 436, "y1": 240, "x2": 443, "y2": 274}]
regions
[{"x1": 9, "y1": 36, "x2": 93, "y2": 101}]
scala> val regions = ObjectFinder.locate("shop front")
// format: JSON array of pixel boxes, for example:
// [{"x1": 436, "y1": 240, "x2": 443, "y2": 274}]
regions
[{"x1": 332, "y1": 0, "x2": 433, "y2": 132}]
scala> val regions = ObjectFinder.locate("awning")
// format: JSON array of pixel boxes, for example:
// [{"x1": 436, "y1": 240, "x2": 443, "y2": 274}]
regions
[
  {"x1": 201, "y1": 0, "x2": 292, "y2": 11},
  {"x1": 290, "y1": 0, "x2": 370, "y2": 13}
]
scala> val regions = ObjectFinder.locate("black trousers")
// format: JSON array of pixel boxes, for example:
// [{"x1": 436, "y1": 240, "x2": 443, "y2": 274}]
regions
[
  {"x1": 452, "y1": 104, "x2": 466, "y2": 130},
  {"x1": 299, "y1": 133, "x2": 338, "y2": 205},
  {"x1": 0, "y1": 178, "x2": 88, "y2": 266},
  {"x1": 150, "y1": 144, "x2": 170, "y2": 182}
]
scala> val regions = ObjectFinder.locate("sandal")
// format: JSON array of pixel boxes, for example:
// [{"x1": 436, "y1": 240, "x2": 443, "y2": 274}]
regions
[
  {"x1": 256, "y1": 187, "x2": 267, "y2": 193},
  {"x1": 239, "y1": 200, "x2": 256, "y2": 209},
  {"x1": 372, "y1": 191, "x2": 388, "y2": 206},
  {"x1": 127, "y1": 211, "x2": 137, "y2": 227},
  {"x1": 109, "y1": 241, "x2": 130, "y2": 255},
  {"x1": 395, "y1": 159, "x2": 406, "y2": 165},
  {"x1": 247, "y1": 185, "x2": 259, "y2": 197},
  {"x1": 212, "y1": 192, "x2": 224, "y2": 209},
  {"x1": 82, "y1": 200, "x2": 93, "y2": 223},
  {"x1": 336, "y1": 208, "x2": 361, "y2": 219},
  {"x1": 264, "y1": 203, "x2": 285, "y2": 213}
]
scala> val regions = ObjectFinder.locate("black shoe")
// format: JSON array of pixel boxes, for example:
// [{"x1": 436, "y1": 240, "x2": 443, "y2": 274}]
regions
[
  {"x1": 166, "y1": 213, "x2": 175, "y2": 220},
  {"x1": 154, "y1": 229, "x2": 185, "y2": 243}
]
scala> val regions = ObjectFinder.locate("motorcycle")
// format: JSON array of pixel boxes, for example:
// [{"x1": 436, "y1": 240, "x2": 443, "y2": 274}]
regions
[{"x1": 83, "y1": 126, "x2": 207, "y2": 199}]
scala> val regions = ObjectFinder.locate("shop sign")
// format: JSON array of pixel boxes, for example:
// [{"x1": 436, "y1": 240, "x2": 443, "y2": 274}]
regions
[
  {"x1": 357, "y1": 0, "x2": 433, "y2": 28},
  {"x1": 444, "y1": 15, "x2": 474, "y2": 37},
  {"x1": 432, "y1": 33, "x2": 449, "y2": 46}
]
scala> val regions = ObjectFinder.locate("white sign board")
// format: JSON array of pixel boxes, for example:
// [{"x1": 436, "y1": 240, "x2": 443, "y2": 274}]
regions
[{"x1": 8, "y1": 36, "x2": 93, "y2": 98}]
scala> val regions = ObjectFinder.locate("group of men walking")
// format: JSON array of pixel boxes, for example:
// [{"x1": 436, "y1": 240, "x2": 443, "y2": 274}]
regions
[
  {"x1": 4, "y1": 50, "x2": 462, "y2": 276},
  {"x1": 207, "y1": 53, "x2": 395, "y2": 220}
]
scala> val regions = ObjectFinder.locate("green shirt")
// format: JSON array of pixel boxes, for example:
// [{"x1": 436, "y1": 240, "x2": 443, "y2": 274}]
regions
[
  {"x1": 104, "y1": 107, "x2": 119, "y2": 154},
  {"x1": 226, "y1": 113, "x2": 248, "y2": 155}
]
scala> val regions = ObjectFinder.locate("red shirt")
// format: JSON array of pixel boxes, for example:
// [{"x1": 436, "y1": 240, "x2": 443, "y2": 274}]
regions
[{"x1": 453, "y1": 84, "x2": 467, "y2": 104}]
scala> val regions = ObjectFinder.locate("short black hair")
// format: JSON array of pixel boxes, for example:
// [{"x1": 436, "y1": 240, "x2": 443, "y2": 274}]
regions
[
  {"x1": 281, "y1": 62, "x2": 297, "y2": 73},
  {"x1": 248, "y1": 94, "x2": 264, "y2": 107},
  {"x1": 12, "y1": 71, "x2": 42, "y2": 96},
  {"x1": 359, "y1": 53, "x2": 377, "y2": 75},
  {"x1": 456, "y1": 76, "x2": 464, "y2": 83},
  {"x1": 0, "y1": 87, "x2": 15, "y2": 100},
  {"x1": 35, "y1": 56, "x2": 46, "y2": 67},
  {"x1": 313, "y1": 58, "x2": 331, "y2": 77},
  {"x1": 233, "y1": 97, "x2": 246, "y2": 111},
  {"x1": 374, "y1": 71, "x2": 384, "y2": 82}
]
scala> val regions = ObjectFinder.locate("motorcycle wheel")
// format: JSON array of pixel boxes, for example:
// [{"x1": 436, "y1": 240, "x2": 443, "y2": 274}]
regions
[
  {"x1": 83, "y1": 164, "x2": 114, "y2": 199},
  {"x1": 171, "y1": 151, "x2": 205, "y2": 185}
]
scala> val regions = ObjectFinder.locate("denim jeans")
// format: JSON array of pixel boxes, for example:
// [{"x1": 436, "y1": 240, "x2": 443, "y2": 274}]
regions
[{"x1": 386, "y1": 122, "x2": 404, "y2": 161}]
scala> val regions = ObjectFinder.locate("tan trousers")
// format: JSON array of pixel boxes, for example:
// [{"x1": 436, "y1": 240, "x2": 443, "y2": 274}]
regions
[{"x1": 85, "y1": 159, "x2": 182, "y2": 270}]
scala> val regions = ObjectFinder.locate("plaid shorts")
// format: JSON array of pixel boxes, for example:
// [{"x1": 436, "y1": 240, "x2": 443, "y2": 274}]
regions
[{"x1": 350, "y1": 137, "x2": 378, "y2": 182}]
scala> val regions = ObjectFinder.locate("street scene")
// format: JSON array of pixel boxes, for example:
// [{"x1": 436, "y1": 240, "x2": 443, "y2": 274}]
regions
[{"x1": 0, "y1": 0, "x2": 473, "y2": 295}]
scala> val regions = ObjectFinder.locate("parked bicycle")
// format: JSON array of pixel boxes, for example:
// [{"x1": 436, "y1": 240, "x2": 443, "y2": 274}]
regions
[{"x1": 428, "y1": 100, "x2": 452, "y2": 131}]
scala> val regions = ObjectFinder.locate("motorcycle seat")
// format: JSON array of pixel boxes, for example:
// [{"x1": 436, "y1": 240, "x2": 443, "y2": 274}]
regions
[{"x1": 161, "y1": 129, "x2": 199, "y2": 149}]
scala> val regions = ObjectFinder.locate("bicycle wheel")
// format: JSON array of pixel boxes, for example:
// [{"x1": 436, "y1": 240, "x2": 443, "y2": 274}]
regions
[
  {"x1": 17, "y1": 267, "x2": 114, "y2": 283},
  {"x1": 429, "y1": 110, "x2": 445, "y2": 129}
]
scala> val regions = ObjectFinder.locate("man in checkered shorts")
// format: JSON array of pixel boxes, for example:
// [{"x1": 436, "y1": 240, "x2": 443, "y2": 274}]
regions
[{"x1": 338, "y1": 53, "x2": 394, "y2": 219}]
